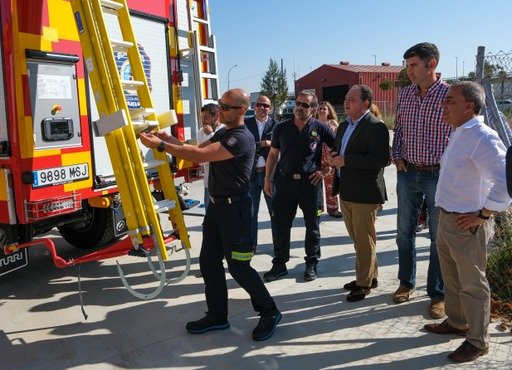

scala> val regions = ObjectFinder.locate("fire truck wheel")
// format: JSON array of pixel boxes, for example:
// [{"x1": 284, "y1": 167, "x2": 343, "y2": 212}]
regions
[{"x1": 58, "y1": 204, "x2": 115, "y2": 249}]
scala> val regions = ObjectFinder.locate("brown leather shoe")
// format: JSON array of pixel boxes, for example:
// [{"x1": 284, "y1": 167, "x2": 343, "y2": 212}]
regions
[
  {"x1": 429, "y1": 299, "x2": 445, "y2": 319},
  {"x1": 424, "y1": 320, "x2": 467, "y2": 336},
  {"x1": 393, "y1": 285, "x2": 415, "y2": 303},
  {"x1": 447, "y1": 340, "x2": 489, "y2": 363}
]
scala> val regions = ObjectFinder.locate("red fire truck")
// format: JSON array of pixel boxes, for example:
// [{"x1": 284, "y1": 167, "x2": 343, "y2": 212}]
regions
[{"x1": 0, "y1": 0, "x2": 218, "y2": 278}]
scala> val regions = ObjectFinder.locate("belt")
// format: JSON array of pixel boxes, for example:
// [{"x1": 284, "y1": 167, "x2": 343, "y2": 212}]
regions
[
  {"x1": 407, "y1": 163, "x2": 440, "y2": 172},
  {"x1": 210, "y1": 193, "x2": 249, "y2": 204},
  {"x1": 255, "y1": 166, "x2": 266, "y2": 173},
  {"x1": 281, "y1": 172, "x2": 312, "y2": 180},
  {"x1": 439, "y1": 208, "x2": 462, "y2": 215}
]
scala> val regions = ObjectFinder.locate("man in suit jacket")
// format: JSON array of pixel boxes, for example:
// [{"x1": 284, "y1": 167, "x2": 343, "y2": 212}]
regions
[
  {"x1": 245, "y1": 95, "x2": 277, "y2": 252},
  {"x1": 329, "y1": 85, "x2": 390, "y2": 302}
]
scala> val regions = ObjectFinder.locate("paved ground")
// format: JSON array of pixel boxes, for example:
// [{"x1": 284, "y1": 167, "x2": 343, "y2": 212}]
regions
[{"x1": 2, "y1": 168, "x2": 511, "y2": 369}]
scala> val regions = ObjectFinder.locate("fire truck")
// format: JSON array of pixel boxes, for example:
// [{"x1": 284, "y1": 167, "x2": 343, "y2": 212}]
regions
[{"x1": 0, "y1": 0, "x2": 219, "y2": 287}]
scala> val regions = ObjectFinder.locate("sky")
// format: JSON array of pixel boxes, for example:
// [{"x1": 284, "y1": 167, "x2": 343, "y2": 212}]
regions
[{"x1": 209, "y1": 0, "x2": 512, "y2": 95}]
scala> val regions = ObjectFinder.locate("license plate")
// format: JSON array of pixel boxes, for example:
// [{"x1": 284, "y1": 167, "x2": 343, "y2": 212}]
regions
[
  {"x1": 33, "y1": 163, "x2": 89, "y2": 188},
  {"x1": 0, "y1": 249, "x2": 29, "y2": 277}
]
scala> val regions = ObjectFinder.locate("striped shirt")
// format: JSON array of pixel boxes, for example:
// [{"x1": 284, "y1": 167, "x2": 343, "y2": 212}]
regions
[{"x1": 392, "y1": 78, "x2": 452, "y2": 166}]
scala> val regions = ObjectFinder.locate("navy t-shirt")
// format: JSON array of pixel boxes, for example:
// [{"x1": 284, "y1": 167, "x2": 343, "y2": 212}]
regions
[
  {"x1": 208, "y1": 125, "x2": 255, "y2": 197},
  {"x1": 271, "y1": 118, "x2": 335, "y2": 174}
]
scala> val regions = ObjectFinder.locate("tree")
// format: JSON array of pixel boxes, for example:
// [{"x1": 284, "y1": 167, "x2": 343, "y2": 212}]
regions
[
  {"x1": 260, "y1": 58, "x2": 288, "y2": 115},
  {"x1": 379, "y1": 79, "x2": 393, "y2": 91},
  {"x1": 394, "y1": 68, "x2": 411, "y2": 88}
]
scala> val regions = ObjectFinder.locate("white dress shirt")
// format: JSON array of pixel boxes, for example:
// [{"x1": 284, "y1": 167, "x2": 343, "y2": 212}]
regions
[
  {"x1": 435, "y1": 115, "x2": 510, "y2": 213},
  {"x1": 255, "y1": 117, "x2": 268, "y2": 168}
]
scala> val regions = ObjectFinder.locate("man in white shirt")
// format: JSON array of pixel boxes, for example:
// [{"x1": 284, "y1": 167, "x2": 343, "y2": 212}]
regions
[
  {"x1": 197, "y1": 104, "x2": 224, "y2": 208},
  {"x1": 424, "y1": 81, "x2": 511, "y2": 363}
]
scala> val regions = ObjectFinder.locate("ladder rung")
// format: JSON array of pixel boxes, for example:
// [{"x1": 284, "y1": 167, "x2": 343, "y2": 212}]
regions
[
  {"x1": 198, "y1": 45, "x2": 215, "y2": 54},
  {"x1": 132, "y1": 120, "x2": 159, "y2": 135},
  {"x1": 121, "y1": 80, "x2": 145, "y2": 89},
  {"x1": 101, "y1": 0, "x2": 124, "y2": 12},
  {"x1": 143, "y1": 160, "x2": 165, "y2": 170},
  {"x1": 201, "y1": 72, "x2": 218, "y2": 80},
  {"x1": 111, "y1": 39, "x2": 134, "y2": 52},
  {"x1": 192, "y1": 17, "x2": 208, "y2": 25},
  {"x1": 154, "y1": 199, "x2": 176, "y2": 213},
  {"x1": 130, "y1": 107, "x2": 156, "y2": 120}
]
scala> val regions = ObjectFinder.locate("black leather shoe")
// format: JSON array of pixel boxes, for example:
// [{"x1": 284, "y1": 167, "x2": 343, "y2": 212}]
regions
[
  {"x1": 346, "y1": 286, "x2": 371, "y2": 302},
  {"x1": 343, "y1": 278, "x2": 378, "y2": 291},
  {"x1": 252, "y1": 311, "x2": 282, "y2": 341},
  {"x1": 186, "y1": 315, "x2": 230, "y2": 334},
  {"x1": 263, "y1": 264, "x2": 288, "y2": 282},
  {"x1": 304, "y1": 264, "x2": 317, "y2": 281},
  {"x1": 128, "y1": 246, "x2": 151, "y2": 257}
]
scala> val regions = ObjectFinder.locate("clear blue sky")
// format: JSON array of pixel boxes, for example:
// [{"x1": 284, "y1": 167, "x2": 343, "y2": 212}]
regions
[{"x1": 210, "y1": 0, "x2": 512, "y2": 95}]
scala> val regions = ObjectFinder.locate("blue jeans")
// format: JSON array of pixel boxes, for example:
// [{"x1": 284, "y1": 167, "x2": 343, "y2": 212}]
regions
[
  {"x1": 396, "y1": 169, "x2": 444, "y2": 300},
  {"x1": 249, "y1": 170, "x2": 273, "y2": 248}
]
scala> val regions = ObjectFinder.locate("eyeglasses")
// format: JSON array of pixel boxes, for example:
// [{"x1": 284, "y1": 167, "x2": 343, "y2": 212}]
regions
[
  {"x1": 256, "y1": 102, "x2": 271, "y2": 108},
  {"x1": 218, "y1": 100, "x2": 243, "y2": 111},
  {"x1": 296, "y1": 101, "x2": 312, "y2": 109}
]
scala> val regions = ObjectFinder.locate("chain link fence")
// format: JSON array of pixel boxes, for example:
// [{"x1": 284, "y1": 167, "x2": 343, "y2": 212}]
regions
[{"x1": 477, "y1": 47, "x2": 512, "y2": 322}]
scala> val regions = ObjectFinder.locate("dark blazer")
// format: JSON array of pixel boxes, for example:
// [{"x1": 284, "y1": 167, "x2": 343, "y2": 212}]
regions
[
  {"x1": 332, "y1": 112, "x2": 390, "y2": 204},
  {"x1": 245, "y1": 115, "x2": 277, "y2": 177}
]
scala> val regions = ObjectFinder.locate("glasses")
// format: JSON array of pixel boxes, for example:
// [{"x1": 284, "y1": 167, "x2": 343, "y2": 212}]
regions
[
  {"x1": 218, "y1": 100, "x2": 243, "y2": 111},
  {"x1": 296, "y1": 101, "x2": 312, "y2": 109},
  {"x1": 256, "y1": 103, "x2": 271, "y2": 108}
]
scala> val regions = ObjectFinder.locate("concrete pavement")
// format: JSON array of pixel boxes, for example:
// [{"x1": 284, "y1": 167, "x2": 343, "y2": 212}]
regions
[{"x1": 1, "y1": 167, "x2": 511, "y2": 369}]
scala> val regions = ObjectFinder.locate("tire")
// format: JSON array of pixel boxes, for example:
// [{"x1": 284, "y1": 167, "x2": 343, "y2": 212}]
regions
[{"x1": 58, "y1": 203, "x2": 115, "y2": 249}]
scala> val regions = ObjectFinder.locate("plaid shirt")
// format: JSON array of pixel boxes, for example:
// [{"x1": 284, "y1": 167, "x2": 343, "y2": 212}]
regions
[{"x1": 392, "y1": 78, "x2": 452, "y2": 165}]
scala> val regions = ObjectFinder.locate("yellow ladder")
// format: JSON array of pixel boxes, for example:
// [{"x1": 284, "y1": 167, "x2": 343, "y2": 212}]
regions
[{"x1": 71, "y1": 0, "x2": 191, "y2": 259}]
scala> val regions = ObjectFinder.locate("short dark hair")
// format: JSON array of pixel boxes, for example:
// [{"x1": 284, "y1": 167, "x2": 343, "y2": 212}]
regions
[
  {"x1": 452, "y1": 81, "x2": 485, "y2": 114},
  {"x1": 403, "y1": 42, "x2": 440, "y2": 67},
  {"x1": 297, "y1": 90, "x2": 319, "y2": 108},
  {"x1": 201, "y1": 103, "x2": 218, "y2": 116},
  {"x1": 354, "y1": 84, "x2": 373, "y2": 107}
]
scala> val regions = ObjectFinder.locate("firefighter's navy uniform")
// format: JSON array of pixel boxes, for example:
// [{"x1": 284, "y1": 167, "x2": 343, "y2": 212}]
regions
[
  {"x1": 270, "y1": 118, "x2": 335, "y2": 267},
  {"x1": 201, "y1": 124, "x2": 278, "y2": 322}
]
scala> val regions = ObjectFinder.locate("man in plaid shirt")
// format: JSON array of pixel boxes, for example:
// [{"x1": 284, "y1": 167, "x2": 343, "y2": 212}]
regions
[{"x1": 392, "y1": 42, "x2": 452, "y2": 319}]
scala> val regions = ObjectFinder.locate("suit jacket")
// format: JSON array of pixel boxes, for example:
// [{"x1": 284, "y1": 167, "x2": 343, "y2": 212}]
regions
[
  {"x1": 245, "y1": 116, "x2": 277, "y2": 178},
  {"x1": 332, "y1": 112, "x2": 390, "y2": 204}
]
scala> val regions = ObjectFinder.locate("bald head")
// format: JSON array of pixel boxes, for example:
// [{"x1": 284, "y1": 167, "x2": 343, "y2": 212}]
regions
[{"x1": 225, "y1": 88, "x2": 250, "y2": 109}]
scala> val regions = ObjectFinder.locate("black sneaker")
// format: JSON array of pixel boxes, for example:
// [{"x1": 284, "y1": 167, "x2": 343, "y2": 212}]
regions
[
  {"x1": 346, "y1": 286, "x2": 371, "y2": 302},
  {"x1": 343, "y1": 278, "x2": 378, "y2": 291},
  {"x1": 304, "y1": 264, "x2": 317, "y2": 281},
  {"x1": 252, "y1": 311, "x2": 282, "y2": 341},
  {"x1": 186, "y1": 315, "x2": 230, "y2": 334},
  {"x1": 263, "y1": 264, "x2": 288, "y2": 282}
]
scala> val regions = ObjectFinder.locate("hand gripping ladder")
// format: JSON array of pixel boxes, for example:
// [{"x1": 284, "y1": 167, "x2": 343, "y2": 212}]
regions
[{"x1": 71, "y1": 0, "x2": 191, "y2": 298}]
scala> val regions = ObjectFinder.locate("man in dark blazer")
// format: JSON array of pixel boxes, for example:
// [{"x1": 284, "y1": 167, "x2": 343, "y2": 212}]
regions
[
  {"x1": 245, "y1": 95, "x2": 277, "y2": 253},
  {"x1": 329, "y1": 85, "x2": 390, "y2": 302}
]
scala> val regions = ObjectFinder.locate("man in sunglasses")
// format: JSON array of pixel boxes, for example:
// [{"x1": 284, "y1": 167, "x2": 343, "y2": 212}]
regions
[
  {"x1": 245, "y1": 95, "x2": 277, "y2": 254},
  {"x1": 263, "y1": 90, "x2": 335, "y2": 282},
  {"x1": 140, "y1": 88, "x2": 281, "y2": 342}
]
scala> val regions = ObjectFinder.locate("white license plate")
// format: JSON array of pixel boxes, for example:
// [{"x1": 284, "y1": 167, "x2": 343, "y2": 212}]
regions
[{"x1": 33, "y1": 163, "x2": 89, "y2": 187}]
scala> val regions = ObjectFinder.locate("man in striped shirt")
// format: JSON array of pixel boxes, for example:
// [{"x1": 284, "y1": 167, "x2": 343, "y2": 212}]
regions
[{"x1": 392, "y1": 42, "x2": 451, "y2": 319}]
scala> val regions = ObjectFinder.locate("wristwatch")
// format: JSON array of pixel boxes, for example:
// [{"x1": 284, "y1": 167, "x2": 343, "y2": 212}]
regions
[
  {"x1": 477, "y1": 209, "x2": 490, "y2": 220},
  {"x1": 156, "y1": 140, "x2": 165, "y2": 152}
]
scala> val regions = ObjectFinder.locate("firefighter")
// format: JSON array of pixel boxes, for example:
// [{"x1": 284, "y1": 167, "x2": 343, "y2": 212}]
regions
[{"x1": 139, "y1": 88, "x2": 281, "y2": 341}]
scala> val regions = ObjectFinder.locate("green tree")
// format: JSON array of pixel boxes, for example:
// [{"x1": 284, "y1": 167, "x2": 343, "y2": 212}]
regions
[
  {"x1": 379, "y1": 79, "x2": 393, "y2": 91},
  {"x1": 260, "y1": 58, "x2": 288, "y2": 115},
  {"x1": 394, "y1": 68, "x2": 411, "y2": 88}
]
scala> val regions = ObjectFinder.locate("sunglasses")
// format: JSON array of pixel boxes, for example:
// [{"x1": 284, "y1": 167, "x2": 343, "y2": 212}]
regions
[
  {"x1": 256, "y1": 102, "x2": 271, "y2": 108},
  {"x1": 296, "y1": 101, "x2": 312, "y2": 109},
  {"x1": 218, "y1": 100, "x2": 243, "y2": 111}
]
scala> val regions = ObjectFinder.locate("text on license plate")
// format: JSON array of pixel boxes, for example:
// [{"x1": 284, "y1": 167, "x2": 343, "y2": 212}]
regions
[{"x1": 33, "y1": 163, "x2": 89, "y2": 187}]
